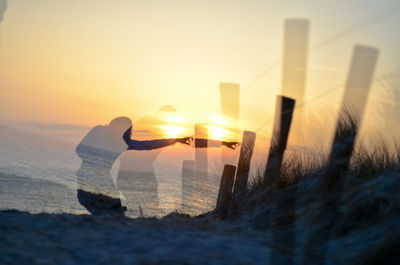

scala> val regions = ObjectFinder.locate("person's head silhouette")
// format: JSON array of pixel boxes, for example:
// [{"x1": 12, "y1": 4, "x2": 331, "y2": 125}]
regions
[
  {"x1": 109, "y1": 116, "x2": 132, "y2": 134},
  {"x1": 106, "y1": 116, "x2": 132, "y2": 152}
]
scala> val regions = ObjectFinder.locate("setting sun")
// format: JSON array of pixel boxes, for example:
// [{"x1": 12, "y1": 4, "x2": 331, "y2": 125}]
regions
[
  {"x1": 161, "y1": 125, "x2": 184, "y2": 138},
  {"x1": 208, "y1": 125, "x2": 231, "y2": 141}
]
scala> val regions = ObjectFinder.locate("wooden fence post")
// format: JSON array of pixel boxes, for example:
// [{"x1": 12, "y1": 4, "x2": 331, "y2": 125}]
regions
[
  {"x1": 263, "y1": 95, "x2": 296, "y2": 187},
  {"x1": 281, "y1": 19, "x2": 309, "y2": 106},
  {"x1": 220, "y1": 82, "x2": 240, "y2": 120},
  {"x1": 303, "y1": 45, "x2": 379, "y2": 265},
  {"x1": 195, "y1": 123, "x2": 208, "y2": 177},
  {"x1": 230, "y1": 130, "x2": 256, "y2": 216},
  {"x1": 265, "y1": 96, "x2": 296, "y2": 265},
  {"x1": 215, "y1": 164, "x2": 236, "y2": 219},
  {"x1": 267, "y1": 19, "x2": 307, "y2": 265},
  {"x1": 181, "y1": 160, "x2": 196, "y2": 213},
  {"x1": 322, "y1": 45, "x2": 379, "y2": 192},
  {"x1": 281, "y1": 19, "x2": 309, "y2": 142}
]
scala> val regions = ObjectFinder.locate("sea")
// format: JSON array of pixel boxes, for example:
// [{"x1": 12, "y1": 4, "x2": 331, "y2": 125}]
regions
[{"x1": 0, "y1": 125, "x2": 221, "y2": 217}]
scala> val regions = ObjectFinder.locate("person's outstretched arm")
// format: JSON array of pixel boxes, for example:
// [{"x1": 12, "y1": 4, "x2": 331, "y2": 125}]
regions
[
  {"x1": 195, "y1": 138, "x2": 239, "y2": 150},
  {"x1": 123, "y1": 127, "x2": 191, "y2": 150},
  {"x1": 222, "y1": 141, "x2": 240, "y2": 150},
  {"x1": 122, "y1": 126, "x2": 133, "y2": 146}
]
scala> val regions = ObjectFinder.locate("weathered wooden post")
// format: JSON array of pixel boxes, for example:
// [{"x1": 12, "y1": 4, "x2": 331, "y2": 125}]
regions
[
  {"x1": 215, "y1": 164, "x2": 236, "y2": 219},
  {"x1": 322, "y1": 45, "x2": 379, "y2": 192},
  {"x1": 195, "y1": 123, "x2": 208, "y2": 177},
  {"x1": 181, "y1": 160, "x2": 196, "y2": 213},
  {"x1": 265, "y1": 96, "x2": 296, "y2": 265},
  {"x1": 265, "y1": 19, "x2": 306, "y2": 265},
  {"x1": 263, "y1": 96, "x2": 296, "y2": 187},
  {"x1": 230, "y1": 130, "x2": 256, "y2": 217}
]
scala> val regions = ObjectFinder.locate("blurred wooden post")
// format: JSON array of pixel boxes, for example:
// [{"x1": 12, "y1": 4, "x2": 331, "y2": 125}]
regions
[
  {"x1": 322, "y1": 45, "x2": 379, "y2": 191},
  {"x1": 181, "y1": 160, "x2": 195, "y2": 212},
  {"x1": 281, "y1": 19, "x2": 309, "y2": 142},
  {"x1": 220, "y1": 83, "x2": 240, "y2": 120},
  {"x1": 263, "y1": 96, "x2": 296, "y2": 187},
  {"x1": 230, "y1": 131, "x2": 256, "y2": 216},
  {"x1": 220, "y1": 82, "x2": 240, "y2": 165},
  {"x1": 195, "y1": 123, "x2": 208, "y2": 176},
  {"x1": 215, "y1": 164, "x2": 236, "y2": 219},
  {"x1": 281, "y1": 19, "x2": 309, "y2": 106},
  {"x1": 303, "y1": 45, "x2": 380, "y2": 265}
]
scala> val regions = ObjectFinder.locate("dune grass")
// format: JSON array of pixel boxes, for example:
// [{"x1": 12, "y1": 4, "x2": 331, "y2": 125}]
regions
[
  {"x1": 334, "y1": 106, "x2": 359, "y2": 142},
  {"x1": 249, "y1": 109, "x2": 400, "y2": 193},
  {"x1": 351, "y1": 139, "x2": 400, "y2": 180}
]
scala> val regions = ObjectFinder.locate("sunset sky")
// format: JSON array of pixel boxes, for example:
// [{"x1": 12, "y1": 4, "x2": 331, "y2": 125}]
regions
[{"x1": 1, "y1": 0, "x2": 400, "y2": 144}]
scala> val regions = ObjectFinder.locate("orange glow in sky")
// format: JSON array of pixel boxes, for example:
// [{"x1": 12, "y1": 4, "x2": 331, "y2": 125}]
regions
[
  {"x1": 161, "y1": 125, "x2": 184, "y2": 139},
  {"x1": 1, "y1": 0, "x2": 399, "y2": 148}
]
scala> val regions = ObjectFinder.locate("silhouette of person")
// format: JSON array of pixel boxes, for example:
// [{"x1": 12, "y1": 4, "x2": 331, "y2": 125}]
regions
[
  {"x1": 117, "y1": 106, "x2": 191, "y2": 217},
  {"x1": 75, "y1": 116, "x2": 132, "y2": 216}
]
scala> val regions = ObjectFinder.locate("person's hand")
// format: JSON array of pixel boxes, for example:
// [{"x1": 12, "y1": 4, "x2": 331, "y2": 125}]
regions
[
  {"x1": 177, "y1": 137, "x2": 193, "y2": 145},
  {"x1": 222, "y1": 141, "x2": 240, "y2": 150}
]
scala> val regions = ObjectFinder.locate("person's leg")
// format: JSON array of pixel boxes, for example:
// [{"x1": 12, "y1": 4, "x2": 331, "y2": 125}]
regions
[
  {"x1": 77, "y1": 160, "x2": 125, "y2": 216},
  {"x1": 77, "y1": 189, "x2": 125, "y2": 216},
  {"x1": 117, "y1": 170, "x2": 159, "y2": 217}
]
